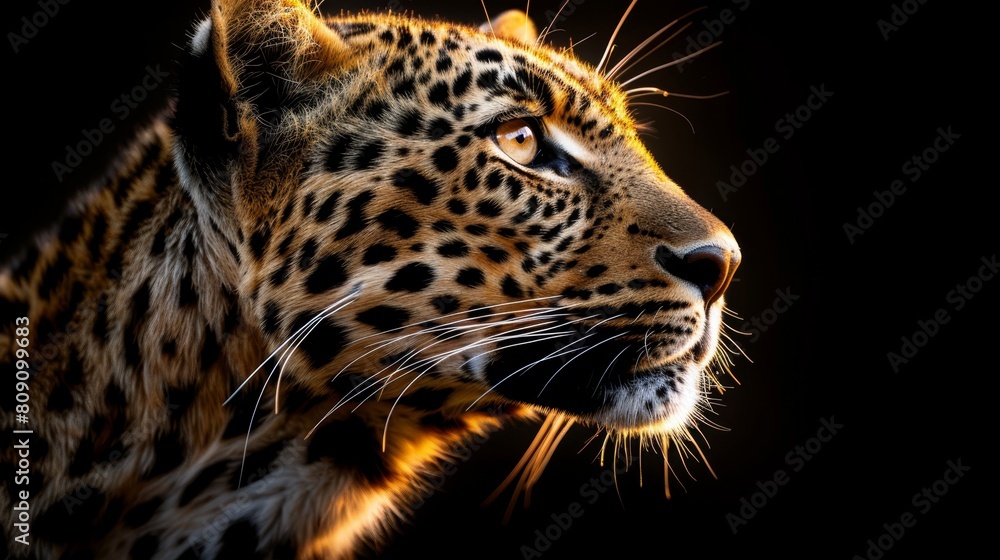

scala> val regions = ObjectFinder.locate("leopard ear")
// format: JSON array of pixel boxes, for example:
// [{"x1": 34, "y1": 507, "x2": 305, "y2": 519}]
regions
[
  {"x1": 479, "y1": 10, "x2": 538, "y2": 45},
  {"x1": 173, "y1": 1, "x2": 354, "y2": 197},
  {"x1": 209, "y1": 0, "x2": 353, "y2": 111}
]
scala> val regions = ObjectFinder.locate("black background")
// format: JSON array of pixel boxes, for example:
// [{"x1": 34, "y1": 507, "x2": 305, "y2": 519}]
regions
[{"x1": 2, "y1": 0, "x2": 991, "y2": 558}]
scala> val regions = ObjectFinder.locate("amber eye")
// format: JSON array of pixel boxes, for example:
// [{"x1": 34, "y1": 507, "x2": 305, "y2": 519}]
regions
[{"x1": 493, "y1": 119, "x2": 539, "y2": 166}]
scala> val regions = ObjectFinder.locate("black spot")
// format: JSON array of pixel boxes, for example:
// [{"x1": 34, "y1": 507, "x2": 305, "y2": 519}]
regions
[
  {"x1": 307, "y1": 416, "x2": 389, "y2": 484},
  {"x1": 124, "y1": 496, "x2": 163, "y2": 527},
  {"x1": 542, "y1": 223, "x2": 564, "y2": 242},
  {"x1": 447, "y1": 198, "x2": 468, "y2": 215},
  {"x1": 365, "y1": 99, "x2": 389, "y2": 120},
  {"x1": 88, "y1": 214, "x2": 108, "y2": 259},
  {"x1": 428, "y1": 81, "x2": 450, "y2": 106},
  {"x1": 385, "y1": 263, "x2": 436, "y2": 292},
  {"x1": 306, "y1": 254, "x2": 348, "y2": 294},
  {"x1": 150, "y1": 226, "x2": 168, "y2": 256},
  {"x1": 269, "y1": 262, "x2": 290, "y2": 286},
  {"x1": 124, "y1": 280, "x2": 151, "y2": 368},
  {"x1": 431, "y1": 146, "x2": 459, "y2": 173},
  {"x1": 276, "y1": 229, "x2": 297, "y2": 256},
  {"x1": 64, "y1": 350, "x2": 85, "y2": 386},
  {"x1": 437, "y1": 240, "x2": 469, "y2": 258},
  {"x1": 130, "y1": 534, "x2": 160, "y2": 559},
  {"x1": 294, "y1": 315, "x2": 348, "y2": 369},
  {"x1": 201, "y1": 326, "x2": 221, "y2": 371},
  {"x1": 465, "y1": 224, "x2": 488, "y2": 236},
  {"x1": 561, "y1": 287, "x2": 593, "y2": 300},
  {"x1": 393, "y1": 169, "x2": 440, "y2": 205},
  {"x1": 46, "y1": 384, "x2": 74, "y2": 411},
  {"x1": 501, "y1": 275, "x2": 524, "y2": 298},
  {"x1": 431, "y1": 295, "x2": 460, "y2": 314},
  {"x1": 464, "y1": 169, "x2": 480, "y2": 191},
  {"x1": 398, "y1": 387, "x2": 452, "y2": 411},
  {"x1": 393, "y1": 77, "x2": 416, "y2": 97},
  {"x1": 38, "y1": 253, "x2": 71, "y2": 299},
  {"x1": 142, "y1": 431, "x2": 185, "y2": 480},
  {"x1": 453, "y1": 69, "x2": 472, "y2": 96},
  {"x1": 506, "y1": 176, "x2": 523, "y2": 201},
  {"x1": 356, "y1": 305, "x2": 412, "y2": 331},
  {"x1": 58, "y1": 215, "x2": 85, "y2": 245},
  {"x1": 363, "y1": 243, "x2": 398, "y2": 265},
  {"x1": 303, "y1": 192, "x2": 316, "y2": 217},
  {"x1": 467, "y1": 305, "x2": 491, "y2": 319},
  {"x1": 230, "y1": 441, "x2": 287, "y2": 489},
  {"x1": 586, "y1": 265, "x2": 608, "y2": 278},
  {"x1": 34, "y1": 488, "x2": 106, "y2": 543},
  {"x1": 354, "y1": 140, "x2": 385, "y2": 170},
  {"x1": 119, "y1": 199, "x2": 156, "y2": 248},
  {"x1": 249, "y1": 228, "x2": 271, "y2": 260},
  {"x1": 456, "y1": 267, "x2": 485, "y2": 287},
  {"x1": 421, "y1": 30, "x2": 437, "y2": 45},
  {"x1": 628, "y1": 279, "x2": 648, "y2": 290},
  {"x1": 433, "y1": 220, "x2": 456, "y2": 232},
  {"x1": 272, "y1": 539, "x2": 299, "y2": 560},
  {"x1": 261, "y1": 302, "x2": 282, "y2": 336},
  {"x1": 315, "y1": 191, "x2": 342, "y2": 222},
  {"x1": 179, "y1": 272, "x2": 198, "y2": 307},
  {"x1": 480, "y1": 246, "x2": 509, "y2": 263},
  {"x1": 325, "y1": 136, "x2": 350, "y2": 173},
  {"x1": 476, "y1": 48, "x2": 503, "y2": 63},
  {"x1": 476, "y1": 69, "x2": 499, "y2": 89},
  {"x1": 299, "y1": 238, "x2": 317, "y2": 270},
  {"x1": 476, "y1": 199, "x2": 503, "y2": 217},
  {"x1": 396, "y1": 27, "x2": 413, "y2": 47},
  {"x1": 428, "y1": 117, "x2": 453, "y2": 138},
  {"x1": 485, "y1": 170, "x2": 503, "y2": 190},
  {"x1": 217, "y1": 519, "x2": 262, "y2": 559},
  {"x1": 68, "y1": 437, "x2": 95, "y2": 477},
  {"x1": 335, "y1": 190, "x2": 375, "y2": 240},
  {"x1": 397, "y1": 110, "x2": 423, "y2": 136},
  {"x1": 597, "y1": 283, "x2": 623, "y2": 295},
  {"x1": 376, "y1": 208, "x2": 420, "y2": 239}
]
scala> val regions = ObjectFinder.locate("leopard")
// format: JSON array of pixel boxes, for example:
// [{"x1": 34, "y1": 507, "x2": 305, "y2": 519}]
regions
[{"x1": 0, "y1": 1, "x2": 741, "y2": 558}]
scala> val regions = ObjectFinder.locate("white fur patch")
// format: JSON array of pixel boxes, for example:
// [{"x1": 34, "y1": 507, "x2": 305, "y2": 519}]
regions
[
  {"x1": 545, "y1": 123, "x2": 596, "y2": 165},
  {"x1": 191, "y1": 17, "x2": 212, "y2": 55}
]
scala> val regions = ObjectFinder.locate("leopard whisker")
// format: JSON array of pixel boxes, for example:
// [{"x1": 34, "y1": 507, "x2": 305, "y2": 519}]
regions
[
  {"x1": 592, "y1": 344, "x2": 633, "y2": 397},
  {"x1": 538, "y1": 332, "x2": 629, "y2": 396},
  {"x1": 470, "y1": 330, "x2": 600, "y2": 406},
  {"x1": 627, "y1": 87, "x2": 729, "y2": 101},
  {"x1": 535, "y1": 0, "x2": 572, "y2": 45},
  {"x1": 272, "y1": 296, "x2": 358, "y2": 413},
  {"x1": 607, "y1": 8, "x2": 703, "y2": 80},
  {"x1": 597, "y1": 0, "x2": 638, "y2": 75},
  {"x1": 618, "y1": 40, "x2": 724, "y2": 87},
  {"x1": 224, "y1": 286, "x2": 360, "y2": 405},
  {"x1": 630, "y1": 102, "x2": 696, "y2": 135}
]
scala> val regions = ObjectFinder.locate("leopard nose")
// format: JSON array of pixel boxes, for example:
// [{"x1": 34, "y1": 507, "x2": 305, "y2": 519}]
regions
[{"x1": 655, "y1": 244, "x2": 740, "y2": 306}]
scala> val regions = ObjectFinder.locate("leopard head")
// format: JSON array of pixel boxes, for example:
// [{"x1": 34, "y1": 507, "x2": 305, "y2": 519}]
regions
[{"x1": 175, "y1": 0, "x2": 740, "y2": 454}]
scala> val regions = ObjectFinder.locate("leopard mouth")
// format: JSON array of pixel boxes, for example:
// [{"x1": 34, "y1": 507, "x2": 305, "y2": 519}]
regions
[{"x1": 480, "y1": 304, "x2": 722, "y2": 432}]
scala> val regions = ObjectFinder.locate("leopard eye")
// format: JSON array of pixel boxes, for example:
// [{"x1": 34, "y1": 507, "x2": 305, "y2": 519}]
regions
[{"x1": 493, "y1": 118, "x2": 539, "y2": 166}]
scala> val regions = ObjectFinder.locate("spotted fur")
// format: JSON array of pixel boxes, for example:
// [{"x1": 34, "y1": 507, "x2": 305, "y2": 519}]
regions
[{"x1": 0, "y1": 1, "x2": 740, "y2": 558}]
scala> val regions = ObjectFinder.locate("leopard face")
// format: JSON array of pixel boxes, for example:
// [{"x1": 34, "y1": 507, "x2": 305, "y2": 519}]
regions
[
  {"x1": 0, "y1": 1, "x2": 743, "y2": 557},
  {"x1": 180, "y1": 1, "x2": 740, "y2": 438}
]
